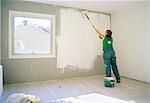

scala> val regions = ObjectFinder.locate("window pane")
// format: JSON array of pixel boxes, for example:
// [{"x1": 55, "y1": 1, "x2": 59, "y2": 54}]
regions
[{"x1": 14, "y1": 17, "x2": 51, "y2": 54}]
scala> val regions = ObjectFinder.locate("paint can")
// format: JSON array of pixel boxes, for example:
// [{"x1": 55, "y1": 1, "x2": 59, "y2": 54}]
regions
[{"x1": 104, "y1": 77, "x2": 115, "y2": 87}]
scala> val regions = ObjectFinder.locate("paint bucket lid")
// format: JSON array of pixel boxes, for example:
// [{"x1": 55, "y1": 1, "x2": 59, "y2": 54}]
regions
[{"x1": 104, "y1": 77, "x2": 115, "y2": 80}]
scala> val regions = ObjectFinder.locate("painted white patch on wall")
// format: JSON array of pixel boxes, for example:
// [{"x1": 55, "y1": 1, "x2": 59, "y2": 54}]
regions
[{"x1": 57, "y1": 8, "x2": 110, "y2": 70}]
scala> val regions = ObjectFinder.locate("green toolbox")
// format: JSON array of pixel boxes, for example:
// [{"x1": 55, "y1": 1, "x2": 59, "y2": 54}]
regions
[{"x1": 104, "y1": 77, "x2": 115, "y2": 87}]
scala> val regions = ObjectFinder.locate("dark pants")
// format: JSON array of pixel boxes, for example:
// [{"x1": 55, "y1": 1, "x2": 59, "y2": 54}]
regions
[{"x1": 103, "y1": 52, "x2": 120, "y2": 81}]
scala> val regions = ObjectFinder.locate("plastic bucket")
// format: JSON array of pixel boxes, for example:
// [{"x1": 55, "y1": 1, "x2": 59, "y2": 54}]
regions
[{"x1": 104, "y1": 77, "x2": 115, "y2": 87}]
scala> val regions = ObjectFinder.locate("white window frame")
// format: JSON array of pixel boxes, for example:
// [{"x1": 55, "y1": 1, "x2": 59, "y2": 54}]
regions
[{"x1": 9, "y1": 10, "x2": 55, "y2": 59}]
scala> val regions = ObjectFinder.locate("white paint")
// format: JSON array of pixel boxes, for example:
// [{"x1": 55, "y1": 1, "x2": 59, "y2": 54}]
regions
[
  {"x1": 112, "y1": 2, "x2": 150, "y2": 83},
  {"x1": 57, "y1": 8, "x2": 110, "y2": 70}
]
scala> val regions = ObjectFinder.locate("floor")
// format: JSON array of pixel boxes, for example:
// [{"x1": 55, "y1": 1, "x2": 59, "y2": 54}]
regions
[{"x1": 0, "y1": 75, "x2": 150, "y2": 103}]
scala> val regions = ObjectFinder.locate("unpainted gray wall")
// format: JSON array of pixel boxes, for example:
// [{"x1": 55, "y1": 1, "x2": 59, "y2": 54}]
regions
[{"x1": 1, "y1": 0, "x2": 105, "y2": 84}]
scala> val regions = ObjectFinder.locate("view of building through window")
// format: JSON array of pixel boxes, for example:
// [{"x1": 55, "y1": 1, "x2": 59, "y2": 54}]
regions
[{"x1": 14, "y1": 17, "x2": 51, "y2": 54}]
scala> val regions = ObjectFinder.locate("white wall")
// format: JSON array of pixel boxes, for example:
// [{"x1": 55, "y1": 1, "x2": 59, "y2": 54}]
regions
[
  {"x1": 148, "y1": 1, "x2": 150, "y2": 82},
  {"x1": 0, "y1": 0, "x2": 1, "y2": 64},
  {"x1": 112, "y1": 2, "x2": 150, "y2": 83},
  {"x1": 57, "y1": 8, "x2": 110, "y2": 70}
]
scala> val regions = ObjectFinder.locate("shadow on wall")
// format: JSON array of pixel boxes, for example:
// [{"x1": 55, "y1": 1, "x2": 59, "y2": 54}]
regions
[
  {"x1": 94, "y1": 55, "x2": 105, "y2": 76},
  {"x1": 57, "y1": 55, "x2": 105, "y2": 79}
]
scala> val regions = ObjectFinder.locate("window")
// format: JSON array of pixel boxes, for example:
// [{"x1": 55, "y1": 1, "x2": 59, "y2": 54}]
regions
[{"x1": 9, "y1": 10, "x2": 55, "y2": 58}]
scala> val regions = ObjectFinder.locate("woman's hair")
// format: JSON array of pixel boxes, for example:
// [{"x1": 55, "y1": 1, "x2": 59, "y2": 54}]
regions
[{"x1": 106, "y1": 30, "x2": 112, "y2": 37}]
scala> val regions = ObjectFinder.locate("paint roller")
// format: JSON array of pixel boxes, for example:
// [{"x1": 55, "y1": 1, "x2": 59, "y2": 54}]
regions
[
  {"x1": 81, "y1": 10, "x2": 103, "y2": 39},
  {"x1": 81, "y1": 10, "x2": 94, "y2": 27}
]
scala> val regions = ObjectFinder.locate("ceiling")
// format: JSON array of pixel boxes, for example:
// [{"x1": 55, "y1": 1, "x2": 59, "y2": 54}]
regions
[{"x1": 23, "y1": 0, "x2": 148, "y2": 13}]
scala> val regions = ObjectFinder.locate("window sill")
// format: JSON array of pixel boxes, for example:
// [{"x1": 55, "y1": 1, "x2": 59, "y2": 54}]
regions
[{"x1": 8, "y1": 54, "x2": 55, "y2": 59}]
